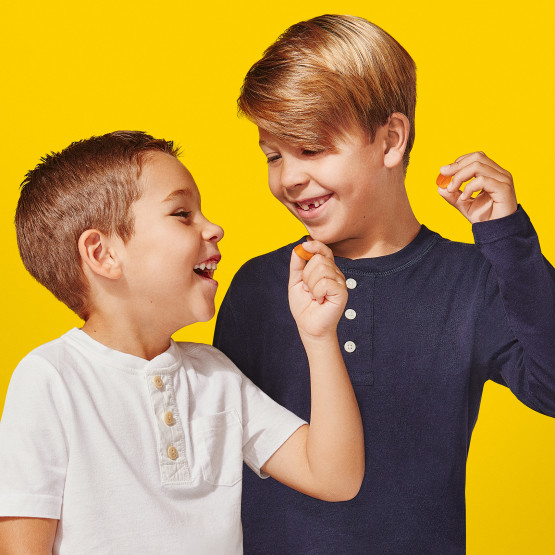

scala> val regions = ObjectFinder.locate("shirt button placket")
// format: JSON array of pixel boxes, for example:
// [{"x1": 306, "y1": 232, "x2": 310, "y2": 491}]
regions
[
  {"x1": 147, "y1": 369, "x2": 191, "y2": 483},
  {"x1": 344, "y1": 278, "x2": 357, "y2": 353}
]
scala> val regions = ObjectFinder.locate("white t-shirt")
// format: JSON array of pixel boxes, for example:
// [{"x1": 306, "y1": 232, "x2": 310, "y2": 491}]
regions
[{"x1": 0, "y1": 329, "x2": 306, "y2": 554}]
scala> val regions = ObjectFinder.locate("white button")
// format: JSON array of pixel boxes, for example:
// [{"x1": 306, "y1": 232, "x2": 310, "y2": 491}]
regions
[
  {"x1": 167, "y1": 445, "x2": 179, "y2": 460},
  {"x1": 346, "y1": 278, "x2": 357, "y2": 289},
  {"x1": 164, "y1": 411, "x2": 175, "y2": 426},
  {"x1": 345, "y1": 309, "x2": 356, "y2": 320},
  {"x1": 152, "y1": 375, "x2": 164, "y2": 390},
  {"x1": 344, "y1": 341, "x2": 356, "y2": 353}
]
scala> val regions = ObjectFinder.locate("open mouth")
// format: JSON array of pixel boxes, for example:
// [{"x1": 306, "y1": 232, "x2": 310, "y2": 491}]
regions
[
  {"x1": 296, "y1": 194, "x2": 332, "y2": 212},
  {"x1": 193, "y1": 260, "x2": 218, "y2": 280}
]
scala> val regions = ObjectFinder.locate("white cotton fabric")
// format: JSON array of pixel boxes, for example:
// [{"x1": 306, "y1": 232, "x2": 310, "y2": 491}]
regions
[{"x1": 0, "y1": 329, "x2": 306, "y2": 554}]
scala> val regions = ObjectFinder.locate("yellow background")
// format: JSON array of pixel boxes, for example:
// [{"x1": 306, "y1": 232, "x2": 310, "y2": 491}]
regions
[{"x1": 1, "y1": 1, "x2": 553, "y2": 552}]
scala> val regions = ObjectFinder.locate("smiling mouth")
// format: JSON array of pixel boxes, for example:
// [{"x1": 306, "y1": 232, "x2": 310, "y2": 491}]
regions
[
  {"x1": 296, "y1": 194, "x2": 332, "y2": 212},
  {"x1": 193, "y1": 260, "x2": 218, "y2": 280}
]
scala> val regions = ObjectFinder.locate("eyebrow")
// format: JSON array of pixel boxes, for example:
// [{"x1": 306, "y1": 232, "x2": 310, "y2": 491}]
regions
[{"x1": 162, "y1": 188, "x2": 194, "y2": 203}]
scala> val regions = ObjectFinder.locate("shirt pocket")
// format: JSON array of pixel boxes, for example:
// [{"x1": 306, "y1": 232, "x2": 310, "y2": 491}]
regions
[{"x1": 193, "y1": 409, "x2": 243, "y2": 487}]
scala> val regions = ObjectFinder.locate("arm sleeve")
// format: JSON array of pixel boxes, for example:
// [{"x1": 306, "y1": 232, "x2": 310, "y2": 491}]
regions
[
  {"x1": 0, "y1": 355, "x2": 69, "y2": 518},
  {"x1": 239, "y1": 371, "x2": 306, "y2": 478},
  {"x1": 473, "y1": 206, "x2": 555, "y2": 416}
]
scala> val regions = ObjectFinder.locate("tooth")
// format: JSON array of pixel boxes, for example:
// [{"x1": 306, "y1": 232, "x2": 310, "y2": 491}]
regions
[
  {"x1": 300, "y1": 203, "x2": 309, "y2": 210},
  {"x1": 194, "y1": 264, "x2": 200, "y2": 270},
  {"x1": 199, "y1": 263, "x2": 205, "y2": 270}
]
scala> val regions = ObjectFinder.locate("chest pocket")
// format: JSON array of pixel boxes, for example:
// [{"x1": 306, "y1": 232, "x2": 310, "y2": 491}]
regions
[{"x1": 193, "y1": 410, "x2": 243, "y2": 487}]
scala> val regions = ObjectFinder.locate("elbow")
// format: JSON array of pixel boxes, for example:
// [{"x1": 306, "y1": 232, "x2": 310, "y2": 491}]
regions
[
  {"x1": 338, "y1": 470, "x2": 365, "y2": 501},
  {"x1": 319, "y1": 466, "x2": 365, "y2": 502},
  {"x1": 331, "y1": 482, "x2": 363, "y2": 502}
]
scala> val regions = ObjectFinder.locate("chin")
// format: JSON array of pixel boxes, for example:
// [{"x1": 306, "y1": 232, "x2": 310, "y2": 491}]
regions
[
  {"x1": 196, "y1": 305, "x2": 216, "y2": 323},
  {"x1": 305, "y1": 228, "x2": 338, "y2": 246}
]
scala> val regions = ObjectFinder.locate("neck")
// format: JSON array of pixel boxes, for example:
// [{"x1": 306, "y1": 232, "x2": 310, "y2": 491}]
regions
[{"x1": 82, "y1": 310, "x2": 173, "y2": 361}]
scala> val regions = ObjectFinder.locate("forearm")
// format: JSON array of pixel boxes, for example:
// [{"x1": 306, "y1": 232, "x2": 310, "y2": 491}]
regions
[
  {"x1": 475, "y1": 207, "x2": 555, "y2": 413},
  {"x1": 0, "y1": 517, "x2": 56, "y2": 554},
  {"x1": 262, "y1": 240, "x2": 364, "y2": 499},
  {"x1": 301, "y1": 332, "x2": 365, "y2": 499}
]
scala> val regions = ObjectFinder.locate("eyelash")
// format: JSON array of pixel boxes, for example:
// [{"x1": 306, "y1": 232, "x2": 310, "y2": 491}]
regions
[
  {"x1": 266, "y1": 149, "x2": 324, "y2": 164},
  {"x1": 172, "y1": 210, "x2": 192, "y2": 218}
]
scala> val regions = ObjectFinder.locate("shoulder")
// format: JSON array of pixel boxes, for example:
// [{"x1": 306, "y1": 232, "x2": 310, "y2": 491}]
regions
[
  {"x1": 427, "y1": 228, "x2": 491, "y2": 270},
  {"x1": 5, "y1": 333, "x2": 77, "y2": 420},
  {"x1": 231, "y1": 239, "x2": 304, "y2": 286},
  {"x1": 174, "y1": 342, "x2": 243, "y2": 380},
  {"x1": 11, "y1": 331, "x2": 75, "y2": 383}
]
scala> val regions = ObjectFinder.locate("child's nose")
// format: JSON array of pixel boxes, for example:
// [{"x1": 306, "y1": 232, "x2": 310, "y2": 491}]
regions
[
  {"x1": 203, "y1": 220, "x2": 224, "y2": 243},
  {"x1": 280, "y1": 158, "x2": 310, "y2": 190}
]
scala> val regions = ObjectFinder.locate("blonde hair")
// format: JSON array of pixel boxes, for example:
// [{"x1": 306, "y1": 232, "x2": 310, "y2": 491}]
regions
[
  {"x1": 15, "y1": 131, "x2": 180, "y2": 319},
  {"x1": 239, "y1": 14, "x2": 417, "y2": 168}
]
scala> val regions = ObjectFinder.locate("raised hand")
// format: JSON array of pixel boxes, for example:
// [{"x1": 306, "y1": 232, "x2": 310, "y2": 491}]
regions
[
  {"x1": 437, "y1": 151, "x2": 517, "y2": 223},
  {"x1": 288, "y1": 241, "x2": 347, "y2": 341}
]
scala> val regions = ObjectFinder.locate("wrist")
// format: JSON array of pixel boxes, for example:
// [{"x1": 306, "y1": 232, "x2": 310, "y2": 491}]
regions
[{"x1": 298, "y1": 330, "x2": 341, "y2": 352}]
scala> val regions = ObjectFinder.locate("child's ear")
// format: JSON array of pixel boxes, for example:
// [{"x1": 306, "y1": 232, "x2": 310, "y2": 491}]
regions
[
  {"x1": 383, "y1": 112, "x2": 409, "y2": 169},
  {"x1": 78, "y1": 229, "x2": 122, "y2": 280}
]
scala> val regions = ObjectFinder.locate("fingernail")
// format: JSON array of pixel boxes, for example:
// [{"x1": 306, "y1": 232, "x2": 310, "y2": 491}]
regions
[{"x1": 439, "y1": 165, "x2": 450, "y2": 174}]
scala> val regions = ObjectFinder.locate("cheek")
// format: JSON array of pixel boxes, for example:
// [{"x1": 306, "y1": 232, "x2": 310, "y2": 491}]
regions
[{"x1": 267, "y1": 170, "x2": 282, "y2": 198}]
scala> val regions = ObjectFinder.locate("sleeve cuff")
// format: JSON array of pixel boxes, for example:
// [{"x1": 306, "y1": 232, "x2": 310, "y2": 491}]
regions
[
  {"x1": 0, "y1": 492, "x2": 61, "y2": 519},
  {"x1": 472, "y1": 205, "x2": 532, "y2": 245}
]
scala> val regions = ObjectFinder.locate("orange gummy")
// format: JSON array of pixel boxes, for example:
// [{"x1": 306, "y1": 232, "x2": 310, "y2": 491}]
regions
[
  {"x1": 436, "y1": 173, "x2": 452, "y2": 189},
  {"x1": 294, "y1": 244, "x2": 314, "y2": 261}
]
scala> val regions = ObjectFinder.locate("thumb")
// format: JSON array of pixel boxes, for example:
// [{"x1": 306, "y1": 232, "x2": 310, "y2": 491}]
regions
[{"x1": 289, "y1": 247, "x2": 307, "y2": 289}]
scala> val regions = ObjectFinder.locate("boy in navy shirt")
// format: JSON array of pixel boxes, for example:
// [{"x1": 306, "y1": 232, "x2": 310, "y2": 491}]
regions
[{"x1": 214, "y1": 14, "x2": 555, "y2": 554}]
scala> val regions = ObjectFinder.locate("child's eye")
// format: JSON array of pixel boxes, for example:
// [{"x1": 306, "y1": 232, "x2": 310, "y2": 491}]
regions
[
  {"x1": 266, "y1": 154, "x2": 282, "y2": 164},
  {"x1": 172, "y1": 210, "x2": 192, "y2": 219}
]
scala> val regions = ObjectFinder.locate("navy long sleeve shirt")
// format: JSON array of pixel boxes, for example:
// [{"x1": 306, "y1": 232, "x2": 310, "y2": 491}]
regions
[{"x1": 213, "y1": 206, "x2": 555, "y2": 554}]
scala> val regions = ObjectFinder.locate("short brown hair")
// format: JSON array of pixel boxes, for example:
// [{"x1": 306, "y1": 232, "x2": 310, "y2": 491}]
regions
[
  {"x1": 239, "y1": 14, "x2": 417, "y2": 169},
  {"x1": 15, "y1": 131, "x2": 180, "y2": 319}
]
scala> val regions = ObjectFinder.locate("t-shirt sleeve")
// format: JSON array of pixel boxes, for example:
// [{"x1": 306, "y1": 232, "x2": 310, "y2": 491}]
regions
[
  {"x1": 0, "y1": 354, "x2": 69, "y2": 518},
  {"x1": 239, "y1": 371, "x2": 306, "y2": 479},
  {"x1": 473, "y1": 206, "x2": 555, "y2": 416}
]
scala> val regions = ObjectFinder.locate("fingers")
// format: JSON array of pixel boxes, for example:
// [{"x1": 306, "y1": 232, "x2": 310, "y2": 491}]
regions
[
  {"x1": 290, "y1": 240, "x2": 346, "y2": 305},
  {"x1": 439, "y1": 151, "x2": 513, "y2": 194},
  {"x1": 303, "y1": 260, "x2": 345, "y2": 304},
  {"x1": 451, "y1": 151, "x2": 512, "y2": 179},
  {"x1": 437, "y1": 151, "x2": 517, "y2": 222},
  {"x1": 289, "y1": 240, "x2": 332, "y2": 288},
  {"x1": 295, "y1": 240, "x2": 335, "y2": 261}
]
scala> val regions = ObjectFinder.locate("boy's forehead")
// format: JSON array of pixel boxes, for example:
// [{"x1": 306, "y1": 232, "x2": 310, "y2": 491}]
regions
[{"x1": 140, "y1": 152, "x2": 199, "y2": 200}]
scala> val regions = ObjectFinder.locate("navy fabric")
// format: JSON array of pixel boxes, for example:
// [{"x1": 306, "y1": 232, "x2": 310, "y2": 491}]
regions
[{"x1": 214, "y1": 206, "x2": 555, "y2": 554}]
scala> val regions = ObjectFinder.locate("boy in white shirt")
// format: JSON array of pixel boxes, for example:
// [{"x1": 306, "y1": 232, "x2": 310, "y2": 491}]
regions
[{"x1": 0, "y1": 131, "x2": 364, "y2": 554}]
